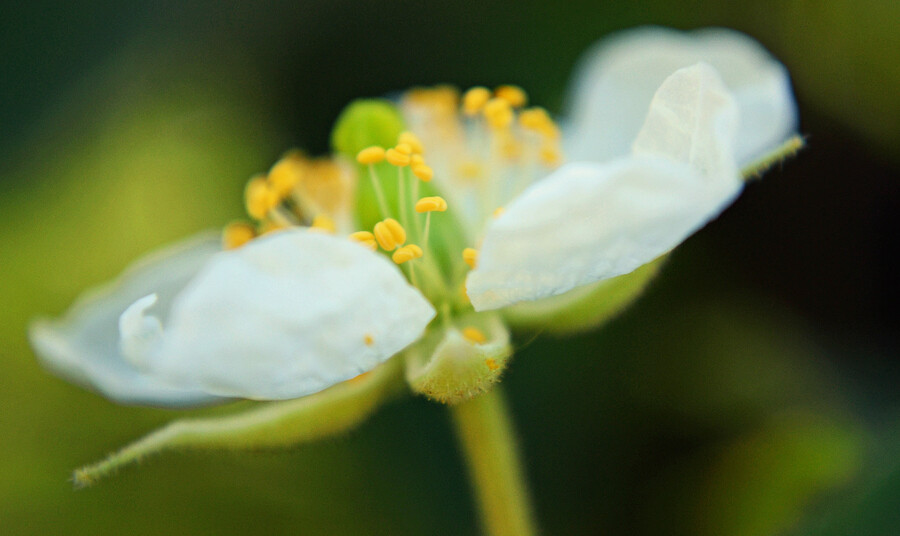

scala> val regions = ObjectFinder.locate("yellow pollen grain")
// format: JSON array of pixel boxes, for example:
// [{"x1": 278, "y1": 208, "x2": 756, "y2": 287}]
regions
[
  {"x1": 462, "y1": 247, "x2": 479, "y2": 269},
  {"x1": 245, "y1": 176, "x2": 279, "y2": 220},
  {"x1": 483, "y1": 98, "x2": 513, "y2": 129},
  {"x1": 349, "y1": 230, "x2": 377, "y2": 251},
  {"x1": 310, "y1": 214, "x2": 336, "y2": 233},
  {"x1": 415, "y1": 196, "x2": 448, "y2": 213},
  {"x1": 412, "y1": 164, "x2": 434, "y2": 182},
  {"x1": 222, "y1": 222, "x2": 256, "y2": 249},
  {"x1": 356, "y1": 146, "x2": 386, "y2": 165},
  {"x1": 385, "y1": 148, "x2": 411, "y2": 167},
  {"x1": 463, "y1": 86, "x2": 491, "y2": 116},
  {"x1": 495, "y1": 85, "x2": 527, "y2": 108},
  {"x1": 373, "y1": 218, "x2": 407, "y2": 250},
  {"x1": 462, "y1": 326, "x2": 487, "y2": 344},
  {"x1": 392, "y1": 244, "x2": 423, "y2": 264},
  {"x1": 493, "y1": 207, "x2": 505, "y2": 218},
  {"x1": 364, "y1": 334, "x2": 375, "y2": 347},
  {"x1": 398, "y1": 132, "x2": 424, "y2": 154},
  {"x1": 485, "y1": 358, "x2": 500, "y2": 371}
]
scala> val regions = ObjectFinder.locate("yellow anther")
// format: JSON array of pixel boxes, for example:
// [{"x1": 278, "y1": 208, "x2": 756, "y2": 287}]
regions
[
  {"x1": 364, "y1": 334, "x2": 375, "y2": 347},
  {"x1": 398, "y1": 131, "x2": 424, "y2": 154},
  {"x1": 415, "y1": 196, "x2": 448, "y2": 213},
  {"x1": 493, "y1": 207, "x2": 506, "y2": 218},
  {"x1": 392, "y1": 244, "x2": 423, "y2": 264},
  {"x1": 462, "y1": 326, "x2": 487, "y2": 344},
  {"x1": 412, "y1": 164, "x2": 434, "y2": 182},
  {"x1": 462, "y1": 247, "x2": 479, "y2": 269},
  {"x1": 539, "y1": 144, "x2": 562, "y2": 166},
  {"x1": 373, "y1": 218, "x2": 407, "y2": 250},
  {"x1": 310, "y1": 214, "x2": 336, "y2": 233},
  {"x1": 410, "y1": 154, "x2": 426, "y2": 167},
  {"x1": 463, "y1": 86, "x2": 491, "y2": 116},
  {"x1": 349, "y1": 231, "x2": 378, "y2": 251},
  {"x1": 519, "y1": 107, "x2": 561, "y2": 139},
  {"x1": 267, "y1": 154, "x2": 304, "y2": 197},
  {"x1": 356, "y1": 146, "x2": 386, "y2": 165},
  {"x1": 385, "y1": 148, "x2": 411, "y2": 167},
  {"x1": 245, "y1": 176, "x2": 279, "y2": 220},
  {"x1": 394, "y1": 143, "x2": 413, "y2": 155},
  {"x1": 485, "y1": 358, "x2": 500, "y2": 371},
  {"x1": 222, "y1": 222, "x2": 256, "y2": 249},
  {"x1": 483, "y1": 98, "x2": 513, "y2": 129},
  {"x1": 495, "y1": 85, "x2": 527, "y2": 108}
]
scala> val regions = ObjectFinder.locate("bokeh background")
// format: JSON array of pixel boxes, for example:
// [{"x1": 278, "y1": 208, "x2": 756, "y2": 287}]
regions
[{"x1": 2, "y1": 1, "x2": 898, "y2": 534}]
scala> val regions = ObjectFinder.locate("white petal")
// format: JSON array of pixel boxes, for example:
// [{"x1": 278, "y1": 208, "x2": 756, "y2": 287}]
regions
[
  {"x1": 467, "y1": 65, "x2": 742, "y2": 311},
  {"x1": 28, "y1": 233, "x2": 224, "y2": 406},
  {"x1": 632, "y1": 62, "x2": 740, "y2": 189},
  {"x1": 148, "y1": 229, "x2": 435, "y2": 400},
  {"x1": 565, "y1": 26, "x2": 797, "y2": 164}
]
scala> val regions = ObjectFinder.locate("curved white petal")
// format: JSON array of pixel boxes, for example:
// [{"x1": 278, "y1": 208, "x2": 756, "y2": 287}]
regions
[
  {"x1": 565, "y1": 26, "x2": 797, "y2": 165},
  {"x1": 467, "y1": 65, "x2": 742, "y2": 311},
  {"x1": 28, "y1": 233, "x2": 224, "y2": 406},
  {"x1": 147, "y1": 229, "x2": 435, "y2": 400}
]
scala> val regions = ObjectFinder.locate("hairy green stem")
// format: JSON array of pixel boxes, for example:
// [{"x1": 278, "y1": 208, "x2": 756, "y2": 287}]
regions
[{"x1": 450, "y1": 387, "x2": 537, "y2": 536}]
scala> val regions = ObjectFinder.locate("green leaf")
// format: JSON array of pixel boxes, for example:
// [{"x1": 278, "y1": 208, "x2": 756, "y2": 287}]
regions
[{"x1": 73, "y1": 357, "x2": 405, "y2": 487}]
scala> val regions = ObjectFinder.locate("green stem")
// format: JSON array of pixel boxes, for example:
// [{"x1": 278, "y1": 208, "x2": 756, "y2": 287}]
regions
[{"x1": 450, "y1": 387, "x2": 537, "y2": 536}]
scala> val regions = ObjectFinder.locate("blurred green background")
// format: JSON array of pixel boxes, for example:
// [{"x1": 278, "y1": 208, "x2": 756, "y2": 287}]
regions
[{"x1": 2, "y1": 1, "x2": 898, "y2": 534}]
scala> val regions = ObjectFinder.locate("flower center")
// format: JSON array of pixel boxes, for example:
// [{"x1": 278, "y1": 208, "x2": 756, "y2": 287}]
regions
[{"x1": 222, "y1": 84, "x2": 564, "y2": 313}]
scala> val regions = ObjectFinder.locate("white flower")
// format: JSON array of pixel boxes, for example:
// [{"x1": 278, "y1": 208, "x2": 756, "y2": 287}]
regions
[{"x1": 30, "y1": 26, "x2": 798, "y2": 408}]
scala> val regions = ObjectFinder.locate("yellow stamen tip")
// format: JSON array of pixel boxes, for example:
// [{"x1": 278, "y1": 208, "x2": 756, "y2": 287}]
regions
[
  {"x1": 349, "y1": 231, "x2": 377, "y2": 251},
  {"x1": 462, "y1": 326, "x2": 487, "y2": 344},
  {"x1": 398, "y1": 131, "x2": 424, "y2": 154},
  {"x1": 267, "y1": 154, "x2": 305, "y2": 197},
  {"x1": 462, "y1": 247, "x2": 479, "y2": 269},
  {"x1": 356, "y1": 146, "x2": 386, "y2": 165},
  {"x1": 485, "y1": 358, "x2": 500, "y2": 371},
  {"x1": 495, "y1": 85, "x2": 527, "y2": 108},
  {"x1": 539, "y1": 144, "x2": 562, "y2": 166},
  {"x1": 415, "y1": 196, "x2": 448, "y2": 213},
  {"x1": 385, "y1": 148, "x2": 411, "y2": 167},
  {"x1": 463, "y1": 86, "x2": 491, "y2": 116},
  {"x1": 245, "y1": 175, "x2": 279, "y2": 220},
  {"x1": 222, "y1": 222, "x2": 256, "y2": 249},
  {"x1": 364, "y1": 334, "x2": 375, "y2": 347},
  {"x1": 493, "y1": 207, "x2": 505, "y2": 218},
  {"x1": 392, "y1": 244, "x2": 423, "y2": 264},
  {"x1": 483, "y1": 98, "x2": 513, "y2": 129},
  {"x1": 412, "y1": 164, "x2": 434, "y2": 182},
  {"x1": 410, "y1": 154, "x2": 426, "y2": 167},
  {"x1": 394, "y1": 143, "x2": 413, "y2": 155},
  {"x1": 373, "y1": 218, "x2": 407, "y2": 250},
  {"x1": 310, "y1": 214, "x2": 336, "y2": 234}
]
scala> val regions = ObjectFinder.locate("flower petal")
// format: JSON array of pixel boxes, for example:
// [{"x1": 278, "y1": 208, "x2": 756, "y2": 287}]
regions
[
  {"x1": 565, "y1": 26, "x2": 797, "y2": 164},
  {"x1": 467, "y1": 65, "x2": 741, "y2": 311},
  {"x1": 28, "y1": 233, "x2": 224, "y2": 406},
  {"x1": 148, "y1": 229, "x2": 435, "y2": 400}
]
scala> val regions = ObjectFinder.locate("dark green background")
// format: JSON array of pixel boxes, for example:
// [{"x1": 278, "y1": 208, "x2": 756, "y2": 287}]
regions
[{"x1": 1, "y1": 1, "x2": 898, "y2": 534}]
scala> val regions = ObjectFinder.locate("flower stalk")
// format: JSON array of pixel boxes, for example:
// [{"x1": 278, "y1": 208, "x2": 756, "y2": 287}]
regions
[{"x1": 451, "y1": 387, "x2": 537, "y2": 536}]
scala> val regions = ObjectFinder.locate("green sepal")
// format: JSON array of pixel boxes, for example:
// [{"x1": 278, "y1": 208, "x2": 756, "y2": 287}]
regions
[
  {"x1": 502, "y1": 257, "x2": 665, "y2": 335},
  {"x1": 404, "y1": 312, "x2": 512, "y2": 405},
  {"x1": 73, "y1": 357, "x2": 405, "y2": 487}
]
